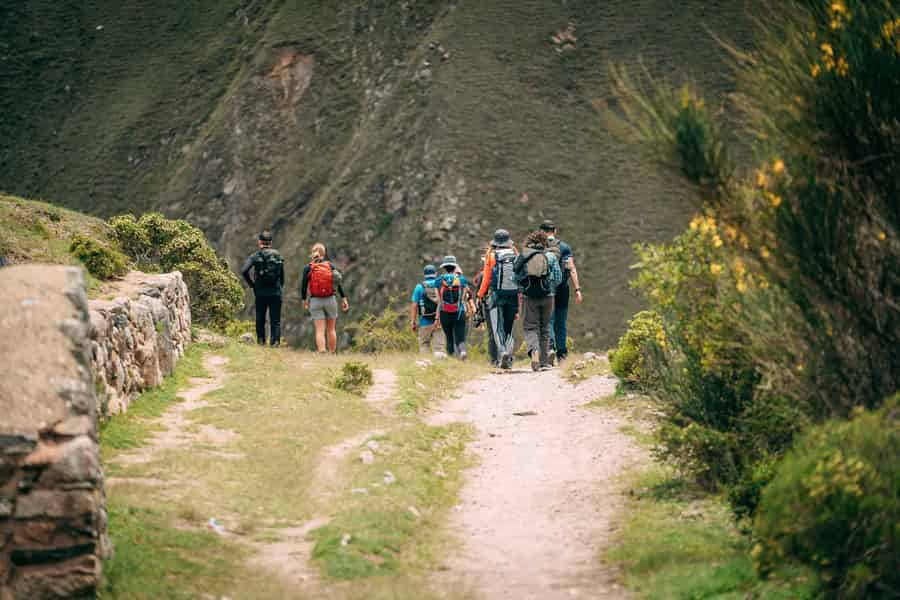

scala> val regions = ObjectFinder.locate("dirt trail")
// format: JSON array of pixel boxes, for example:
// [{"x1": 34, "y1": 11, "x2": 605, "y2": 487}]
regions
[
  {"x1": 253, "y1": 368, "x2": 399, "y2": 588},
  {"x1": 110, "y1": 354, "x2": 237, "y2": 469},
  {"x1": 429, "y1": 368, "x2": 645, "y2": 600}
]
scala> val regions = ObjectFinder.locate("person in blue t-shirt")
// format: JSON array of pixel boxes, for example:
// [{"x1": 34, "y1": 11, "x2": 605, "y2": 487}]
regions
[
  {"x1": 436, "y1": 255, "x2": 470, "y2": 359},
  {"x1": 540, "y1": 220, "x2": 583, "y2": 362},
  {"x1": 409, "y1": 265, "x2": 445, "y2": 356}
]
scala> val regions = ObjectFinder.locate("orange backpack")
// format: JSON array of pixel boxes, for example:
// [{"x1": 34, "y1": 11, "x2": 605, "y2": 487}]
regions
[{"x1": 308, "y1": 261, "x2": 335, "y2": 297}]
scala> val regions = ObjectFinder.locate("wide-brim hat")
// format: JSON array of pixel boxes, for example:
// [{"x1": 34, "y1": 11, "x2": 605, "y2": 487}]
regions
[
  {"x1": 491, "y1": 228, "x2": 514, "y2": 248},
  {"x1": 440, "y1": 255, "x2": 459, "y2": 269}
]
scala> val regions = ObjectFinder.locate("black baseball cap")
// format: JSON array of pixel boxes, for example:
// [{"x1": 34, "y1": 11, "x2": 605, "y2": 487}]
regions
[
  {"x1": 259, "y1": 230, "x2": 273, "y2": 242},
  {"x1": 539, "y1": 219, "x2": 556, "y2": 231}
]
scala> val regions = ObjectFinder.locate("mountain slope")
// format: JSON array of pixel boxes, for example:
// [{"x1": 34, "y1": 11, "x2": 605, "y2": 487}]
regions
[{"x1": 0, "y1": 0, "x2": 755, "y2": 345}]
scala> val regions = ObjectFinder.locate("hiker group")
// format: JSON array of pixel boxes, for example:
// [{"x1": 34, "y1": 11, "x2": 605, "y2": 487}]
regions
[
  {"x1": 410, "y1": 220, "x2": 582, "y2": 371},
  {"x1": 241, "y1": 220, "x2": 582, "y2": 370}
]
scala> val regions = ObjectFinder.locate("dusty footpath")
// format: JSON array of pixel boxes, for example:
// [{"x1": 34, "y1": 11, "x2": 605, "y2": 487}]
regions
[{"x1": 429, "y1": 368, "x2": 645, "y2": 600}]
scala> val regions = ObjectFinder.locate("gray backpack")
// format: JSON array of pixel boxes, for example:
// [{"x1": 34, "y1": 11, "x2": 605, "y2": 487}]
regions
[{"x1": 492, "y1": 249, "x2": 519, "y2": 296}]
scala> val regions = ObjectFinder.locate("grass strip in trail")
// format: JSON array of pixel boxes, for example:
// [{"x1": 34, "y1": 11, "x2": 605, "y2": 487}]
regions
[
  {"x1": 607, "y1": 466, "x2": 820, "y2": 600},
  {"x1": 99, "y1": 343, "x2": 206, "y2": 455},
  {"x1": 308, "y1": 360, "x2": 483, "y2": 599}
]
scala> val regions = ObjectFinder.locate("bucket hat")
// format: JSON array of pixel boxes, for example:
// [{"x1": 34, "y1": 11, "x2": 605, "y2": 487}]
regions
[
  {"x1": 491, "y1": 229, "x2": 514, "y2": 248},
  {"x1": 440, "y1": 255, "x2": 459, "y2": 269}
]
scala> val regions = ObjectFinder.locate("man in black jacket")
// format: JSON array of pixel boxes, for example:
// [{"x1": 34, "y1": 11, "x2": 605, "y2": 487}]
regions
[{"x1": 241, "y1": 230, "x2": 285, "y2": 346}]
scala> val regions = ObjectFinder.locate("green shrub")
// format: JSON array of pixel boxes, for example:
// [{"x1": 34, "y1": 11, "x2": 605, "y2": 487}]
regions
[
  {"x1": 334, "y1": 361, "x2": 374, "y2": 395},
  {"x1": 610, "y1": 310, "x2": 664, "y2": 388},
  {"x1": 610, "y1": 1, "x2": 900, "y2": 522},
  {"x1": 221, "y1": 320, "x2": 254, "y2": 338},
  {"x1": 753, "y1": 397, "x2": 900, "y2": 599},
  {"x1": 345, "y1": 294, "x2": 416, "y2": 353},
  {"x1": 69, "y1": 234, "x2": 129, "y2": 280},
  {"x1": 109, "y1": 213, "x2": 243, "y2": 327}
]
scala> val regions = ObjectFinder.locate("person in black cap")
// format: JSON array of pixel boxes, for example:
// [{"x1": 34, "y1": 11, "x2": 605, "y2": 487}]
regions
[
  {"x1": 477, "y1": 229, "x2": 519, "y2": 369},
  {"x1": 540, "y1": 219, "x2": 582, "y2": 363},
  {"x1": 241, "y1": 230, "x2": 285, "y2": 346}
]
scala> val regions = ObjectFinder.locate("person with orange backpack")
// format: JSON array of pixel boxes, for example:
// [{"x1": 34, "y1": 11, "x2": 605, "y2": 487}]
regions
[
  {"x1": 436, "y1": 255, "x2": 470, "y2": 359},
  {"x1": 477, "y1": 229, "x2": 519, "y2": 369},
  {"x1": 300, "y1": 242, "x2": 349, "y2": 353}
]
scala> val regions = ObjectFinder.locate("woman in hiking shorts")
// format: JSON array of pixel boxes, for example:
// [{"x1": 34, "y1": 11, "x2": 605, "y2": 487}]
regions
[{"x1": 301, "y1": 243, "x2": 349, "y2": 353}]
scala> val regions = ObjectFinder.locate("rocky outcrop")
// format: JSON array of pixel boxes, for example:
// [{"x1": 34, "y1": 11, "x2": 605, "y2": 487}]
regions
[
  {"x1": 0, "y1": 266, "x2": 192, "y2": 598},
  {"x1": 0, "y1": 266, "x2": 110, "y2": 600},
  {"x1": 89, "y1": 271, "x2": 191, "y2": 416}
]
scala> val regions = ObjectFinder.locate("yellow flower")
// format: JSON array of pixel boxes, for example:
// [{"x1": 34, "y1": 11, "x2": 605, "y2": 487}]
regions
[
  {"x1": 724, "y1": 225, "x2": 738, "y2": 242},
  {"x1": 712, "y1": 235, "x2": 723, "y2": 248},
  {"x1": 773, "y1": 159, "x2": 785, "y2": 174},
  {"x1": 736, "y1": 281, "x2": 748, "y2": 293},
  {"x1": 733, "y1": 258, "x2": 746, "y2": 277},
  {"x1": 821, "y1": 43, "x2": 834, "y2": 57},
  {"x1": 760, "y1": 246, "x2": 770, "y2": 259},
  {"x1": 836, "y1": 56, "x2": 849, "y2": 77},
  {"x1": 756, "y1": 170, "x2": 770, "y2": 188},
  {"x1": 689, "y1": 215, "x2": 703, "y2": 231},
  {"x1": 766, "y1": 191, "x2": 783, "y2": 208},
  {"x1": 796, "y1": 363, "x2": 805, "y2": 373},
  {"x1": 811, "y1": 63, "x2": 821, "y2": 78},
  {"x1": 710, "y1": 263, "x2": 722, "y2": 275},
  {"x1": 831, "y1": 1, "x2": 848, "y2": 16},
  {"x1": 878, "y1": 231, "x2": 886, "y2": 240},
  {"x1": 760, "y1": 279, "x2": 770, "y2": 290}
]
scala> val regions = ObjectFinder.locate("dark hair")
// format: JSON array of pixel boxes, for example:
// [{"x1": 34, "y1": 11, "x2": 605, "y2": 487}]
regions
[
  {"x1": 259, "y1": 230, "x2": 273, "y2": 243},
  {"x1": 523, "y1": 230, "x2": 547, "y2": 249},
  {"x1": 444, "y1": 265, "x2": 455, "y2": 273}
]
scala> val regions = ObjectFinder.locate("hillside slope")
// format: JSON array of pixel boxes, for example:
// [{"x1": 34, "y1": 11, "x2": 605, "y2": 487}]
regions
[{"x1": 0, "y1": 1, "x2": 755, "y2": 344}]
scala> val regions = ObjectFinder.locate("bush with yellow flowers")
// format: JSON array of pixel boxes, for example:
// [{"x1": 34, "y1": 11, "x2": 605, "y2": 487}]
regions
[
  {"x1": 753, "y1": 395, "x2": 900, "y2": 599},
  {"x1": 611, "y1": 0, "x2": 899, "y2": 543},
  {"x1": 609, "y1": 310, "x2": 665, "y2": 388}
]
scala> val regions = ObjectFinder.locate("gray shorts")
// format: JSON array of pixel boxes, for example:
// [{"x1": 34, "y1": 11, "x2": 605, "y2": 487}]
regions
[{"x1": 309, "y1": 295, "x2": 338, "y2": 321}]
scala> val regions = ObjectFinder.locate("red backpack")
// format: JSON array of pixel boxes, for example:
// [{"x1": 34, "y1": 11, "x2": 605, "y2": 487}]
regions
[
  {"x1": 440, "y1": 275, "x2": 462, "y2": 313},
  {"x1": 308, "y1": 261, "x2": 335, "y2": 297}
]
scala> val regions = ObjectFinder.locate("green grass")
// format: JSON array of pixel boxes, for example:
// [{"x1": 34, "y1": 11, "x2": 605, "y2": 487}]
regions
[
  {"x1": 562, "y1": 354, "x2": 612, "y2": 384},
  {"x1": 101, "y1": 342, "x2": 482, "y2": 598},
  {"x1": 99, "y1": 343, "x2": 206, "y2": 456},
  {"x1": 607, "y1": 467, "x2": 820, "y2": 600},
  {"x1": 310, "y1": 422, "x2": 471, "y2": 580},
  {"x1": 100, "y1": 497, "x2": 266, "y2": 600}
]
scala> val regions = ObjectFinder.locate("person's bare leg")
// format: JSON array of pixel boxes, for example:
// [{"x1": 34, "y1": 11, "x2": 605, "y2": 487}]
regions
[
  {"x1": 326, "y1": 319, "x2": 338, "y2": 353},
  {"x1": 314, "y1": 319, "x2": 327, "y2": 353}
]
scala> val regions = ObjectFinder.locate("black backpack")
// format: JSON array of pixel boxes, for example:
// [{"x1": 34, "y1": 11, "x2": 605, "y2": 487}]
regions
[
  {"x1": 420, "y1": 279, "x2": 440, "y2": 319},
  {"x1": 253, "y1": 250, "x2": 282, "y2": 287}
]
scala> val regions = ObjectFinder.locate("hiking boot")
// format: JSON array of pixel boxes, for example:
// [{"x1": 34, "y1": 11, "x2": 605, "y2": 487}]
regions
[
  {"x1": 459, "y1": 351, "x2": 468, "y2": 361},
  {"x1": 547, "y1": 349, "x2": 557, "y2": 366},
  {"x1": 531, "y1": 356, "x2": 541, "y2": 371},
  {"x1": 500, "y1": 353, "x2": 513, "y2": 370}
]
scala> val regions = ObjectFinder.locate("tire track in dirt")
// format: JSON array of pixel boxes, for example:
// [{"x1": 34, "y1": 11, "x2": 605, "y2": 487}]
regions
[
  {"x1": 251, "y1": 368, "x2": 399, "y2": 590},
  {"x1": 428, "y1": 368, "x2": 646, "y2": 600},
  {"x1": 109, "y1": 354, "x2": 238, "y2": 472}
]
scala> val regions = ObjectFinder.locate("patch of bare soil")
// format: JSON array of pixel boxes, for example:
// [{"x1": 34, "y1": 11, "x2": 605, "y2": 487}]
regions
[
  {"x1": 253, "y1": 368, "x2": 399, "y2": 589},
  {"x1": 429, "y1": 370, "x2": 646, "y2": 600},
  {"x1": 113, "y1": 354, "x2": 240, "y2": 466}
]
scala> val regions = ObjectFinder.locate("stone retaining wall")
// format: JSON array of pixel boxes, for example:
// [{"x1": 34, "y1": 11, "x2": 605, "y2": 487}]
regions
[
  {"x1": 0, "y1": 266, "x2": 191, "y2": 599},
  {"x1": 89, "y1": 271, "x2": 191, "y2": 416}
]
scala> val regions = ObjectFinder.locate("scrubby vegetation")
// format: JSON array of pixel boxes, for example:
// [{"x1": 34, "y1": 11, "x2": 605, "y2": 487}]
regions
[
  {"x1": 69, "y1": 234, "x2": 129, "y2": 280},
  {"x1": 109, "y1": 213, "x2": 243, "y2": 328},
  {"x1": 334, "y1": 361, "x2": 374, "y2": 396},
  {"x1": 609, "y1": 310, "x2": 664, "y2": 389},
  {"x1": 345, "y1": 295, "x2": 417, "y2": 353},
  {"x1": 610, "y1": 0, "x2": 899, "y2": 592}
]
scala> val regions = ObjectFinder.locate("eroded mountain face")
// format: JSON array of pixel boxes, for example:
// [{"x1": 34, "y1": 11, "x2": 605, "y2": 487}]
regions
[{"x1": 0, "y1": 1, "x2": 755, "y2": 344}]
